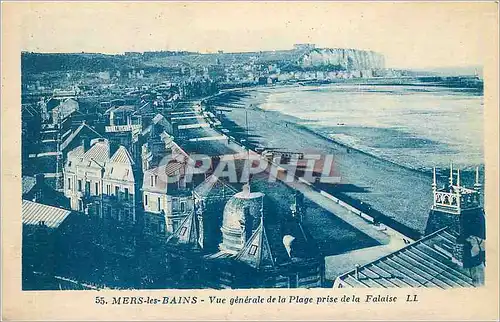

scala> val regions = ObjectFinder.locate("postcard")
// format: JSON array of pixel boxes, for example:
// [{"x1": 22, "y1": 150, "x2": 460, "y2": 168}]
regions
[{"x1": 1, "y1": 1, "x2": 499, "y2": 320}]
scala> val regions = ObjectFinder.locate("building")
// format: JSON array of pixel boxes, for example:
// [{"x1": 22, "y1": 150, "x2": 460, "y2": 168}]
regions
[
  {"x1": 63, "y1": 138, "x2": 139, "y2": 225},
  {"x1": 59, "y1": 122, "x2": 103, "y2": 157},
  {"x1": 332, "y1": 166, "x2": 485, "y2": 288},
  {"x1": 164, "y1": 184, "x2": 325, "y2": 289},
  {"x1": 22, "y1": 200, "x2": 74, "y2": 290},
  {"x1": 51, "y1": 98, "x2": 79, "y2": 124},
  {"x1": 104, "y1": 105, "x2": 143, "y2": 164},
  {"x1": 140, "y1": 113, "x2": 180, "y2": 171},
  {"x1": 142, "y1": 158, "x2": 193, "y2": 234}
]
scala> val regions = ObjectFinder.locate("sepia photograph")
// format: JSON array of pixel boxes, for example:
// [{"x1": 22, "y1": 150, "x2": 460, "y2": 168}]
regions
[{"x1": 2, "y1": 1, "x2": 499, "y2": 320}]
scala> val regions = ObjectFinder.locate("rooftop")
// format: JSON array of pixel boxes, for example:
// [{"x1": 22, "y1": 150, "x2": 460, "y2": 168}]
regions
[{"x1": 334, "y1": 228, "x2": 477, "y2": 288}]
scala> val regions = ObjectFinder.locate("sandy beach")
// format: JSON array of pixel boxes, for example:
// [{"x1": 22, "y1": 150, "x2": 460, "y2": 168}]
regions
[{"x1": 206, "y1": 86, "x2": 473, "y2": 238}]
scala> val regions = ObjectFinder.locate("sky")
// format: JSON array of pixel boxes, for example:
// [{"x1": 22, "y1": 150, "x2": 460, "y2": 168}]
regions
[{"x1": 16, "y1": 2, "x2": 497, "y2": 69}]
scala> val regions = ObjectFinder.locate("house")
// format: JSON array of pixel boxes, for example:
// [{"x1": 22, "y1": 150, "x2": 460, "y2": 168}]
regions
[
  {"x1": 59, "y1": 122, "x2": 102, "y2": 157},
  {"x1": 142, "y1": 159, "x2": 193, "y2": 234},
  {"x1": 64, "y1": 138, "x2": 139, "y2": 225},
  {"x1": 22, "y1": 200, "x2": 74, "y2": 290},
  {"x1": 104, "y1": 105, "x2": 142, "y2": 163},
  {"x1": 140, "y1": 113, "x2": 181, "y2": 171}
]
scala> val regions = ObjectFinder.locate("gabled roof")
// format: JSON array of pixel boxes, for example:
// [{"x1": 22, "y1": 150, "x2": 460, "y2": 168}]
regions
[
  {"x1": 104, "y1": 105, "x2": 135, "y2": 115},
  {"x1": 67, "y1": 145, "x2": 85, "y2": 161},
  {"x1": 152, "y1": 113, "x2": 166, "y2": 124},
  {"x1": 235, "y1": 217, "x2": 275, "y2": 270},
  {"x1": 143, "y1": 161, "x2": 186, "y2": 192},
  {"x1": 194, "y1": 174, "x2": 238, "y2": 199},
  {"x1": 167, "y1": 210, "x2": 201, "y2": 249},
  {"x1": 22, "y1": 200, "x2": 72, "y2": 229},
  {"x1": 110, "y1": 146, "x2": 135, "y2": 165},
  {"x1": 66, "y1": 140, "x2": 135, "y2": 182},
  {"x1": 334, "y1": 228, "x2": 476, "y2": 288},
  {"x1": 60, "y1": 122, "x2": 102, "y2": 151},
  {"x1": 82, "y1": 140, "x2": 110, "y2": 164},
  {"x1": 53, "y1": 98, "x2": 79, "y2": 113}
]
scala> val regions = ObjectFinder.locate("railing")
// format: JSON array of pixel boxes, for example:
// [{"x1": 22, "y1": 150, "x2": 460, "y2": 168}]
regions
[
  {"x1": 105, "y1": 124, "x2": 141, "y2": 133},
  {"x1": 433, "y1": 190, "x2": 480, "y2": 213}
]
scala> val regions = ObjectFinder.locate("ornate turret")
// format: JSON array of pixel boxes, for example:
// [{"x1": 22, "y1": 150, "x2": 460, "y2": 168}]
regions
[
  {"x1": 219, "y1": 184, "x2": 265, "y2": 254},
  {"x1": 425, "y1": 165, "x2": 485, "y2": 274},
  {"x1": 432, "y1": 166, "x2": 481, "y2": 215}
]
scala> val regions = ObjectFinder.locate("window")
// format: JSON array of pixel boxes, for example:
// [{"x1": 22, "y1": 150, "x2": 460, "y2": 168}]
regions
[
  {"x1": 77, "y1": 179, "x2": 82, "y2": 192},
  {"x1": 179, "y1": 226, "x2": 187, "y2": 236},
  {"x1": 115, "y1": 186, "x2": 120, "y2": 197},
  {"x1": 249, "y1": 244, "x2": 258, "y2": 256},
  {"x1": 180, "y1": 201, "x2": 185, "y2": 212},
  {"x1": 67, "y1": 178, "x2": 71, "y2": 190},
  {"x1": 95, "y1": 182, "x2": 99, "y2": 195},
  {"x1": 85, "y1": 181, "x2": 90, "y2": 195},
  {"x1": 157, "y1": 197, "x2": 161, "y2": 211},
  {"x1": 124, "y1": 188, "x2": 129, "y2": 200},
  {"x1": 144, "y1": 194, "x2": 148, "y2": 206},
  {"x1": 106, "y1": 184, "x2": 111, "y2": 195},
  {"x1": 78, "y1": 200, "x2": 83, "y2": 211},
  {"x1": 150, "y1": 176, "x2": 154, "y2": 187}
]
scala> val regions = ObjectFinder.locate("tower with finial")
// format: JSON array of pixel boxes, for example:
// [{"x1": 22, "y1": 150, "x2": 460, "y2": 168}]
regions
[
  {"x1": 290, "y1": 191, "x2": 305, "y2": 223},
  {"x1": 474, "y1": 166, "x2": 482, "y2": 192},
  {"x1": 425, "y1": 164, "x2": 485, "y2": 274},
  {"x1": 432, "y1": 167, "x2": 437, "y2": 193},
  {"x1": 448, "y1": 162, "x2": 454, "y2": 188}
]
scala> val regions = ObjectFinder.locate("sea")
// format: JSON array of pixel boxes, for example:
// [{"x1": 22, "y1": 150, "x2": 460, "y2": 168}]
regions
[{"x1": 258, "y1": 84, "x2": 484, "y2": 172}]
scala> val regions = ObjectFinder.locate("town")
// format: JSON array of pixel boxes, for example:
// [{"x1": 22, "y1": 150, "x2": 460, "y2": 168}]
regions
[{"x1": 21, "y1": 44, "x2": 485, "y2": 290}]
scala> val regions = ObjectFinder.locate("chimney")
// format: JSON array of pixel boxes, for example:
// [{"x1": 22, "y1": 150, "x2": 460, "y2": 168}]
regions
[
  {"x1": 35, "y1": 173, "x2": 45, "y2": 186},
  {"x1": 171, "y1": 121, "x2": 179, "y2": 138},
  {"x1": 354, "y1": 264, "x2": 360, "y2": 280},
  {"x1": 81, "y1": 136, "x2": 90, "y2": 152},
  {"x1": 283, "y1": 235, "x2": 296, "y2": 258}
]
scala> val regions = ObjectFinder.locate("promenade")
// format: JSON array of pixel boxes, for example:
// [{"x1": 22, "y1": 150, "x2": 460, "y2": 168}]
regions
[{"x1": 167, "y1": 100, "x2": 406, "y2": 261}]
